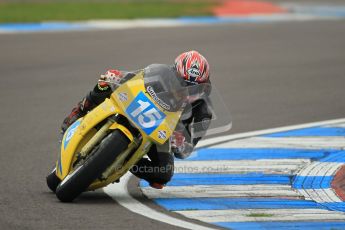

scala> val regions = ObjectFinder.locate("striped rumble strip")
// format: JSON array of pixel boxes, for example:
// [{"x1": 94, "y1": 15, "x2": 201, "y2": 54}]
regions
[{"x1": 140, "y1": 119, "x2": 345, "y2": 230}]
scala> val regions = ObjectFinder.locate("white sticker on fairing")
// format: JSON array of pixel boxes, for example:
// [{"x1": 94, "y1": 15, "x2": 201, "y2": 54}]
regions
[
  {"x1": 158, "y1": 130, "x2": 167, "y2": 140},
  {"x1": 118, "y1": 92, "x2": 128, "y2": 102}
]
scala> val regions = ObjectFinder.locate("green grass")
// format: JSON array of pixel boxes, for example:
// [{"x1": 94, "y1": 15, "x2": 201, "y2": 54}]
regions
[
  {"x1": 0, "y1": 1, "x2": 218, "y2": 23},
  {"x1": 246, "y1": 213, "x2": 275, "y2": 218}
]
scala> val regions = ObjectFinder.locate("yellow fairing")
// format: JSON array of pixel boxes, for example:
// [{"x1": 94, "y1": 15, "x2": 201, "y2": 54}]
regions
[
  {"x1": 111, "y1": 72, "x2": 182, "y2": 145},
  {"x1": 57, "y1": 71, "x2": 182, "y2": 189},
  {"x1": 57, "y1": 98, "x2": 120, "y2": 179}
]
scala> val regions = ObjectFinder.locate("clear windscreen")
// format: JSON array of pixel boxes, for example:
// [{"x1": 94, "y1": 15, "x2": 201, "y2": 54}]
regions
[
  {"x1": 143, "y1": 64, "x2": 188, "y2": 112},
  {"x1": 143, "y1": 64, "x2": 232, "y2": 140},
  {"x1": 192, "y1": 85, "x2": 232, "y2": 138},
  {"x1": 106, "y1": 64, "x2": 232, "y2": 143}
]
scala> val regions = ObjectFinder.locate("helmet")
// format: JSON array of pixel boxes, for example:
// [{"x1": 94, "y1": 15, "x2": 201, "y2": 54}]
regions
[{"x1": 174, "y1": 50, "x2": 210, "y2": 84}]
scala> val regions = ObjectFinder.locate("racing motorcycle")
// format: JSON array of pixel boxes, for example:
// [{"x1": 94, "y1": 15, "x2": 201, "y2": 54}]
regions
[{"x1": 46, "y1": 64, "x2": 231, "y2": 202}]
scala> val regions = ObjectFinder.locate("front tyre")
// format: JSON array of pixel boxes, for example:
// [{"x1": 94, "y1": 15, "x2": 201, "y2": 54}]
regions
[
  {"x1": 46, "y1": 167, "x2": 61, "y2": 193},
  {"x1": 55, "y1": 130, "x2": 129, "y2": 202}
]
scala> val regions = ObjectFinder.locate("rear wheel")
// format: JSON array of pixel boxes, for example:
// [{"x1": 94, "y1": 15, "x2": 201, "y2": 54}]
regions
[{"x1": 55, "y1": 130, "x2": 130, "y2": 202}]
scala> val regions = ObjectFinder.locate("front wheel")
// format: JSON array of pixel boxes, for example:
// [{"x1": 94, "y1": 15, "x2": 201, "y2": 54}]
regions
[
  {"x1": 46, "y1": 167, "x2": 61, "y2": 193},
  {"x1": 55, "y1": 130, "x2": 130, "y2": 202}
]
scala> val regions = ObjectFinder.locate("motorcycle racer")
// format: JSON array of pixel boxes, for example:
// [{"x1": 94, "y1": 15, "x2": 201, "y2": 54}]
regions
[{"x1": 61, "y1": 51, "x2": 212, "y2": 189}]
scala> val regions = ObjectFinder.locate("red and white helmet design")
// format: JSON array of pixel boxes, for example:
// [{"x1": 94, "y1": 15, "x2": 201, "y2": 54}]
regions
[{"x1": 174, "y1": 50, "x2": 210, "y2": 84}]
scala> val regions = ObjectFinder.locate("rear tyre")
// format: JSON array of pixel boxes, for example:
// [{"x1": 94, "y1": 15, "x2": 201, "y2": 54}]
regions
[
  {"x1": 46, "y1": 168, "x2": 61, "y2": 193},
  {"x1": 55, "y1": 130, "x2": 129, "y2": 202}
]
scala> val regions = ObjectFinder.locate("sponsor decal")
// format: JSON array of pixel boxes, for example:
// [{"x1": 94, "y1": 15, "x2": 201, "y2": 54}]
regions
[
  {"x1": 118, "y1": 92, "x2": 128, "y2": 102},
  {"x1": 146, "y1": 86, "x2": 171, "y2": 110},
  {"x1": 64, "y1": 120, "x2": 81, "y2": 150},
  {"x1": 158, "y1": 130, "x2": 167, "y2": 140},
  {"x1": 187, "y1": 68, "x2": 201, "y2": 78}
]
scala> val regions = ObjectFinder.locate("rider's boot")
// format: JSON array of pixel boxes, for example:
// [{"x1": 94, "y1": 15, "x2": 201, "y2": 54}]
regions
[{"x1": 149, "y1": 182, "x2": 165, "y2": 189}]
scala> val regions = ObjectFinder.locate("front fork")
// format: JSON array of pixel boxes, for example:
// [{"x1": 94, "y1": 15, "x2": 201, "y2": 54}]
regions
[
  {"x1": 86, "y1": 115, "x2": 145, "y2": 190},
  {"x1": 78, "y1": 119, "x2": 114, "y2": 159},
  {"x1": 81, "y1": 115, "x2": 141, "y2": 182},
  {"x1": 101, "y1": 137, "x2": 141, "y2": 179}
]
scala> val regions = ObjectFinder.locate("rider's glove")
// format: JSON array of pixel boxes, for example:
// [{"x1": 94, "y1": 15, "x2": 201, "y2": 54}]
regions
[
  {"x1": 171, "y1": 130, "x2": 195, "y2": 159},
  {"x1": 171, "y1": 131, "x2": 186, "y2": 152},
  {"x1": 98, "y1": 69, "x2": 123, "y2": 90}
]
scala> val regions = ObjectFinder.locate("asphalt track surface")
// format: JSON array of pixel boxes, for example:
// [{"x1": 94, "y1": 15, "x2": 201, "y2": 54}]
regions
[{"x1": 1, "y1": 20, "x2": 345, "y2": 229}]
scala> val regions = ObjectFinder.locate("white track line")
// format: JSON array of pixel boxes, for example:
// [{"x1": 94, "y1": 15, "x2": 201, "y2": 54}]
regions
[
  {"x1": 104, "y1": 118, "x2": 345, "y2": 230},
  {"x1": 142, "y1": 184, "x2": 300, "y2": 199},
  {"x1": 298, "y1": 162, "x2": 344, "y2": 176},
  {"x1": 2, "y1": 12, "x2": 345, "y2": 34},
  {"x1": 213, "y1": 137, "x2": 345, "y2": 149},
  {"x1": 295, "y1": 161, "x2": 343, "y2": 202},
  {"x1": 174, "y1": 159, "x2": 309, "y2": 174},
  {"x1": 175, "y1": 209, "x2": 345, "y2": 222},
  {"x1": 198, "y1": 118, "x2": 345, "y2": 148},
  {"x1": 325, "y1": 123, "x2": 345, "y2": 128},
  {"x1": 302, "y1": 188, "x2": 343, "y2": 203},
  {"x1": 85, "y1": 19, "x2": 183, "y2": 29},
  {"x1": 103, "y1": 173, "x2": 217, "y2": 230}
]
